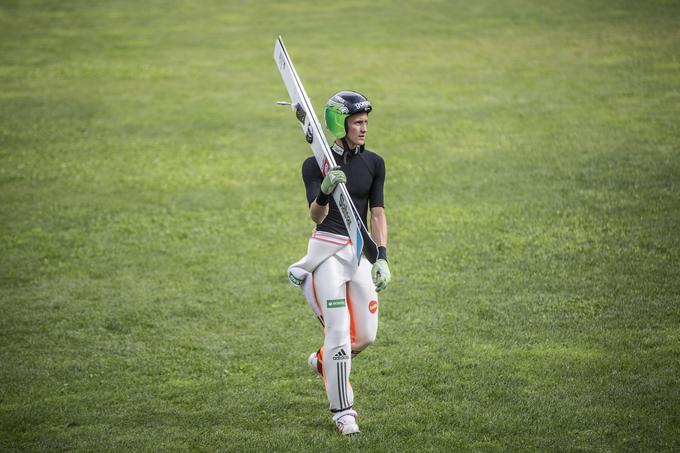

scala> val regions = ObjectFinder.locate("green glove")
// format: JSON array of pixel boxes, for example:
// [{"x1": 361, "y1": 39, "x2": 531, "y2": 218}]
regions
[
  {"x1": 371, "y1": 259, "x2": 391, "y2": 292},
  {"x1": 320, "y1": 166, "x2": 347, "y2": 195}
]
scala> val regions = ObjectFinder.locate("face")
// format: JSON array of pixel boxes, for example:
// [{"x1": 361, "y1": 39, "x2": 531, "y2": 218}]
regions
[{"x1": 344, "y1": 112, "x2": 368, "y2": 148}]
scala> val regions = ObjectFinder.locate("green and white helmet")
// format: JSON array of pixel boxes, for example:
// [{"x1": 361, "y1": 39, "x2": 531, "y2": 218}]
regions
[{"x1": 324, "y1": 91, "x2": 372, "y2": 139}]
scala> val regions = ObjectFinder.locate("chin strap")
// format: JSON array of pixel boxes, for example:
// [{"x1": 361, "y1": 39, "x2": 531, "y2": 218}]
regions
[
  {"x1": 341, "y1": 138, "x2": 350, "y2": 164},
  {"x1": 339, "y1": 139, "x2": 361, "y2": 164}
]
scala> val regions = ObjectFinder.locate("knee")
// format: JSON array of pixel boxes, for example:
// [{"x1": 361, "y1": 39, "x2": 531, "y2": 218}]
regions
[
  {"x1": 353, "y1": 331, "x2": 376, "y2": 352},
  {"x1": 325, "y1": 325, "x2": 350, "y2": 347}
]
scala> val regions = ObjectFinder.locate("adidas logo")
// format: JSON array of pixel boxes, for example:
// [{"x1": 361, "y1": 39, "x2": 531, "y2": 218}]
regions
[{"x1": 332, "y1": 349, "x2": 349, "y2": 361}]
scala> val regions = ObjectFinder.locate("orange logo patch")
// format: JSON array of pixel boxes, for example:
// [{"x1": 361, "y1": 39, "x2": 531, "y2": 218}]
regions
[{"x1": 368, "y1": 300, "x2": 378, "y2": 314}]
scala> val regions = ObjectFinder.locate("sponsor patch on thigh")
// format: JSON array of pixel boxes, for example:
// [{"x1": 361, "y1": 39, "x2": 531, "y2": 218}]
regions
[{"x1": 327, "y1": 298, "x2": 346, "y2": 308}]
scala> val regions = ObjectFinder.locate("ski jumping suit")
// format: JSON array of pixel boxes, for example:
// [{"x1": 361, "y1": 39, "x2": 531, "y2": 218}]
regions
[{"x1": 288, "y1": 143, "x2": 386, "y2": 413}]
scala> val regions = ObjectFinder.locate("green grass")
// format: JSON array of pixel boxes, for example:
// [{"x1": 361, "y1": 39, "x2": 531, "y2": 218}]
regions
[{"x1": 2, "y1": 0, "x2": 679, "y2": 451}]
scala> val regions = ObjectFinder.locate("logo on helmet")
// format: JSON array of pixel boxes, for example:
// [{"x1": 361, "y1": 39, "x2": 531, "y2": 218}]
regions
[
  {"x1": 354, "y1": 101, "x2": 371, "y2": 110},
  {"x1": 331, "y1": 97, "x2": 350, "y2": 114}
]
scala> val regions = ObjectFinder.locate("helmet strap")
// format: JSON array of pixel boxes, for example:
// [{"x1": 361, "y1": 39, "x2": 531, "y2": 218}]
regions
[{"x1": 341, "y1": 138, "x2": 351, "y2": 163}]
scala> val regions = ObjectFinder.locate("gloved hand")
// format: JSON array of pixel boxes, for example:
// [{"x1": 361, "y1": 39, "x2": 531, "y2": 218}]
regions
[
  {"x1": 320, "y1": 166, "x2": 346, "y2": 195},
  {"x1": 371, "y1": 259, "x2": 391, "y2": 292}
]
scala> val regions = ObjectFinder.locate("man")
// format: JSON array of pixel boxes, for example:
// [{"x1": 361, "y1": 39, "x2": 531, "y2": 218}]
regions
[{"x1": 287, "y1": 91, "x2": 391, "y2": 435}]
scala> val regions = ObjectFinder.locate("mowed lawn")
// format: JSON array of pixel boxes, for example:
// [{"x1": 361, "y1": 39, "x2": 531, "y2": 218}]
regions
[{"x1": 1, "y1": 0, "x2": 679, "y2": 451}]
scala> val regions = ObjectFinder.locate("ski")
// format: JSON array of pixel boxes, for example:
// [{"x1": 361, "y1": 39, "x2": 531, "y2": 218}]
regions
[{"x1": 274, "y1": 36, "x2": 378, "y2": 265}]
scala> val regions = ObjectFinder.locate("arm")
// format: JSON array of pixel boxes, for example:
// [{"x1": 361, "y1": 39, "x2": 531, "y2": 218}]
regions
[
  {"x1": 370, "y1": 207, "x2": 387, "y2": 247},
  {"x1": 310, "y1": 200, "x2": 329, "y2": 224},
  {"x1": 302, "y1": 158, "x2": 346, "y2": 225},
  {"x1": 368, "y1": 157, "x2": 390, "y2": 291},
  {"x1": 370, "y1": 207, "x2": 391, "y2": 292}
]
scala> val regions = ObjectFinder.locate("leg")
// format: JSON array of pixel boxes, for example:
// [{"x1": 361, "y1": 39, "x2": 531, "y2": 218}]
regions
[
  {"x1": 347, "y1": 256, "x2": 379, "y2": 355},
  {"x1": 313, "y1": 255, "x2": 354, "y2": 412}
]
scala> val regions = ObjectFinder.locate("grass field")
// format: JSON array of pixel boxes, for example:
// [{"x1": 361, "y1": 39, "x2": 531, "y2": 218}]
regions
[{"x1": 2, "y1": 0, "x2": 679, "y2": 451}]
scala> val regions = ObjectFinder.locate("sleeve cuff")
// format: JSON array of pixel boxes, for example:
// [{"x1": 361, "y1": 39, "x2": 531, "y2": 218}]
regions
[{"x1": 316, "y1": 191, "x2": 330, "y2": 206}]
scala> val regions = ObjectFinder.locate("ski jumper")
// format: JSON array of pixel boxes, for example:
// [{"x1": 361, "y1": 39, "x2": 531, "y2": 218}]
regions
[{"x1": 289, "y1": 143, "x2": 386, "y2": 413}]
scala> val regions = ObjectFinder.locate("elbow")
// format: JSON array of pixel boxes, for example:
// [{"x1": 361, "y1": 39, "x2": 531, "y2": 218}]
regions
[
  {"x1": 371, "y1": 207, "x2": 386, "y2": 224},
  {"x1": 310, "y1": 210, "x2": 326, "y2": 225},
  {"x1": 310, "y1": 202, "x2": 328, "y2": 225}
]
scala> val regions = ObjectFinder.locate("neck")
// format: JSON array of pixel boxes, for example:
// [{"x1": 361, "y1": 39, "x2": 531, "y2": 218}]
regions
[{"x1": 335, "y1": 139, "x2": 359, "y2": 152}]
